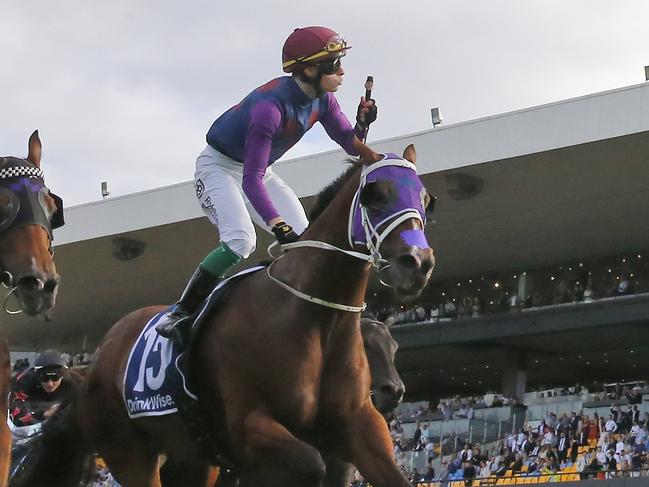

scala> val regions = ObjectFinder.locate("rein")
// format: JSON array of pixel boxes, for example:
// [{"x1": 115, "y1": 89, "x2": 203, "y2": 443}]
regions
[{"x1": 266, "y1": 156, "x2": 424, "y2": 313}]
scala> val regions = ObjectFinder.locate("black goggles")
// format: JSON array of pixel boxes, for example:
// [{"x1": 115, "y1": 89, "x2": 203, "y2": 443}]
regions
[
  {"x1": 39, "y1": 370, "x2": 62, "y2": 382},
  {"x1": 318, "y1": 58, "x2": 342, "y2": 75}
]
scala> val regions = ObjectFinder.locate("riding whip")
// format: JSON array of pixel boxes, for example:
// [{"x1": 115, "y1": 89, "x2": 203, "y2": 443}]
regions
[{"x1": 362, "y1": 75, "x2": 373, "y2": 144}]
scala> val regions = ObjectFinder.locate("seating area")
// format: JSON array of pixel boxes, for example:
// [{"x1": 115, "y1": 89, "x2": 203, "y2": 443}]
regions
[{"x1": 368, "y1": 249, "x2": 649, "y2": 325}]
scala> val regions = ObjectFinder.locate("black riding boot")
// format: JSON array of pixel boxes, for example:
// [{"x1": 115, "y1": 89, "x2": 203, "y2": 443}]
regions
[{"x1": 156, "y1": 266, "x2": 221, "y2": 347}]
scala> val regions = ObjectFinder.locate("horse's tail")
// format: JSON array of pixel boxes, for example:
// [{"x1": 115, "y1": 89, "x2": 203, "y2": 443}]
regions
[{"x1": 10, "y1": 396, "x2": 95, "y2": 487}]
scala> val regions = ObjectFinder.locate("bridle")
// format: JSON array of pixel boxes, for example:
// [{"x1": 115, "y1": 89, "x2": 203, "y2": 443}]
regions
[
  {"x1": 0, "y1": 158, "x2": 64, "y2": 314},
  {"x1": 267, "y1": 155, "x2": 428, "y2": 312}
]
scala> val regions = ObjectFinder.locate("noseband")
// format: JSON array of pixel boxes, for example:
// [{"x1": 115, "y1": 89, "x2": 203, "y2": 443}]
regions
[{"x1": 267, "y1": 155, "x2": 430, "y2": 312}]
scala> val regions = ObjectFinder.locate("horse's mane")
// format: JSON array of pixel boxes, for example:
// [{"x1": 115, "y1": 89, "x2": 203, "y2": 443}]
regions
[{"x1": 308, "y1": 159, "x2": 362, "y2": 222}]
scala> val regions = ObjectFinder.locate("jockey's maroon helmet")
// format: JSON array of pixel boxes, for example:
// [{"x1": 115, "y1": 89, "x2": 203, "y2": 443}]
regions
[{"x1": 282, "y1": 26, "x2": 350, "y2": 73}]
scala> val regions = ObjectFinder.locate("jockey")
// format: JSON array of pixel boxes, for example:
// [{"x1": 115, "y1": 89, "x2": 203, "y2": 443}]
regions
[
  {"x1": 10, "y1": 350, "x2": 74, "y2": 426},
  {"x1": 156, "y1": 26, "x2": 377, "y2": 345}
]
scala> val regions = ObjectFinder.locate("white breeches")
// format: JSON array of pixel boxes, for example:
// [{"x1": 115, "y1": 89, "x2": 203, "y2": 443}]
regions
[{"x1": 193, "y1": 145, "x2": 309, "y2": 258}]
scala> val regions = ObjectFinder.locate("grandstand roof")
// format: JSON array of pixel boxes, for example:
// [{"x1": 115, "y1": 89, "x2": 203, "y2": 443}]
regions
[{"x1": 4, "y1": 82, "x2": 649, "y2": 375}]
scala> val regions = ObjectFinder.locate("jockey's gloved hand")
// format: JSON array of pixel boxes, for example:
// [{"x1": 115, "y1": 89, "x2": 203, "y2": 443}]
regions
[
  {"x1": 272, "y1": 221, "x2": 299, "y2": 245},
  {"x1": 356, "y1": 97, "x2": 377, "y2": 129}
]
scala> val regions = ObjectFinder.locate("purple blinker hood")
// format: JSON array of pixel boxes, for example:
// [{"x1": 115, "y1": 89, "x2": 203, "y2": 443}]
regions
[{"x1": 349, "y1": 153, "x2": 431, "y2": 251}]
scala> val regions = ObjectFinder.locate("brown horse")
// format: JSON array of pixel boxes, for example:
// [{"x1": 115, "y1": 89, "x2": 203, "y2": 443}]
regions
[
  {"x1": 213, "y1": 318, "x2": 405, "y2": 487},
  {"x1": 15, "y1": 143, "x2": 433, "y2": 487},
  {"x1": 0, "y1": 131, "x2": 64, "y2": 487}
]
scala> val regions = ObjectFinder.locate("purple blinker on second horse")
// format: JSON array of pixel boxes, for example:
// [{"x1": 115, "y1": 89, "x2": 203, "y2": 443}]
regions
[{"x1": 350, "y1": 149, "x2": 435, "y2": 299}]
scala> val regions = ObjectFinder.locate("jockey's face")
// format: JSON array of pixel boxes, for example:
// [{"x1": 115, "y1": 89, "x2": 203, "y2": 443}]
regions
[
  {"x1": 319, "y1": 68, "x2": 344, "y2": 92},
  {"x1": 302, "y1": 64, "x2": 344, "y2": 93},
  {"x1": 40, "y1": 376, "x2": 62, "y2": 393}
]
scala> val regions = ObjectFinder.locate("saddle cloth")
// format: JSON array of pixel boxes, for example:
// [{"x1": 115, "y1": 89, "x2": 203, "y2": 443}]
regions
[
  {"x1": 122, "y1": 265, "x2": 265, "y2": 419},
  {"x1": 123, "y1": 311, "x2": 192, "y2": 418}
]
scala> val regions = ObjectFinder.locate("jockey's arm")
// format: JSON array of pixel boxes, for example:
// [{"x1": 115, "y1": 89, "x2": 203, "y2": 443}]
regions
[
  {"x1": 319, "y1": 94, "x2": 365, "y2": 155},
  {"x1": 242, "y1": 100, "x2": 283, "y2": 227}
]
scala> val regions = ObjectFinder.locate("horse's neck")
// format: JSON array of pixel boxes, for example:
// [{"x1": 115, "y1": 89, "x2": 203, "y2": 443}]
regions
[{"x1": 276, "y1": 166, "x2": 370, "y2": 308}]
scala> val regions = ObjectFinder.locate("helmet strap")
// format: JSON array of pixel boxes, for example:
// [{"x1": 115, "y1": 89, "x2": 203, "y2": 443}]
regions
[{"x1": 296, "y1": 66, "x2": 325, "y2": 98}]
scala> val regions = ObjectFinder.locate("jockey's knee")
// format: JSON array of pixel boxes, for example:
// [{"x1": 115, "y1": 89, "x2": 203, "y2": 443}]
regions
[{"x1": 225, "y1": 238, "x2": 256, "y2": 259}]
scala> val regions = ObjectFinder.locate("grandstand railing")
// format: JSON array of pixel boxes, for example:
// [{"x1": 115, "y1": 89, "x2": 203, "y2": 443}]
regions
[{"x1": 407, "y1": 468, "x2": 649, "y2": 486}]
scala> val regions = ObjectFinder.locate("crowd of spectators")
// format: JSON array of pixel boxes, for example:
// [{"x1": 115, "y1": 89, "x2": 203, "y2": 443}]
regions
[
  {"x1": 350, "y1": 403, "x2": 649, "y2": 486},
  {"x1": 367, "y1": 249, "x2": 649, "y2": 326}
]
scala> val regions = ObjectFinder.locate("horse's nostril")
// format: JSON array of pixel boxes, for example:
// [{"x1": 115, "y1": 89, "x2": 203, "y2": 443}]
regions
[
  {"x1": 17, "y1": 276, "x2": 44, "y2": 293},
  {"x1": 44, "y1": 278, "x2": 59, "y2": 293},
  {"x1": 380, "y1": 384, "x2": 401, "y2": 400},
  {"x1": 421, "y1": 259, "x2": 434, "y2": 275},
  {"x1": 397, "y1": 254, "x2": 420, "y2": 270}
]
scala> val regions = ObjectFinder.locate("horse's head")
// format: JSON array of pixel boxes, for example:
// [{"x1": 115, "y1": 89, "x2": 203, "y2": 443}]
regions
[
  {"x1": 351, "y1": 143, "x2": 435, "y2": 300},
  {"x1": 0, "y1": 131, "x2": 64, "y2": 318},
  {"x1": 361, "y1": 318, "x2": 404, "y2": 414}
]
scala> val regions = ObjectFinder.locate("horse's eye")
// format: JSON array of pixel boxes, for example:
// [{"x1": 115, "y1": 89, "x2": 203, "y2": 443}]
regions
[
  {"x1": 38, "y1": 188, "x2": 54, "y2": 219},
  {"x1": 0, "y1": 191, "x2": 19, "y2": 231},
  {"x1": 359, "y1": 181, "x2": 394, "y2": 211},
  {"x1": 424, "y1": 193, "x2": 437, "y2": 219}
]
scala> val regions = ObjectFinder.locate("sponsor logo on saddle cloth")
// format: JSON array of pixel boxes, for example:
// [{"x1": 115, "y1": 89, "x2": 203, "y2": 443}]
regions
[
  {"x1": 123, "y1": 265, "x2": 265, "y2": 419},
  {"x1": 123, "y1": 312, "x2": 194, "y2": 418}
]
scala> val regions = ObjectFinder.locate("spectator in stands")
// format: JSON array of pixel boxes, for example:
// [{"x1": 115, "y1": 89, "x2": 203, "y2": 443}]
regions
[
  {"x1": 421, "y1": 423, "x2": 432, "y2": 443},
  {"x1": 568, "y1": 411, "x2": 579, "y2": 438},
  {"x1": 437, "y1": 459, "x2": 450, "y2": 486},
  {"x1": 569, "y1": 437, "x2": 579, "y2": 463},
  {"x1": 425, "y1": 438, "x2": 435, "y2": 462},
  {"x1": 615, "y1": 275, "x2": 632, "y2": 296},
  {"x1": 582, "y1": 456, "x2": 601, "y2": 480},
  {"x1": 408, "y1": 468, "x2": 421, "y2": 486},
  {"x1": 557, "y1": 432, "x2": 569, "y2": 463},
  {"x1": 443, "y1": 298, "x2": 456, "y2": 318},
  {"x1": 459, "y1": 443, "x2": 473, "y2": 463},
  {"x1": 422, "y1": 464, "x2": 435, "y2": 482},
  {"x1": 413, "y1": 421, "x2": 422, "y2": 445},
  {"x1": 635, "y1": 424, "x2": 647, "y2": 446},
  {"x1": 573, "y1": 280, "x2": 584, "y2": 301},
  {"x1": 605, "y1": 414, "x2": 618, "y2": 434},
  {"x1": 632, "y1": 405, "x2": 641, "y2": 422},
  {"x1": 615, "y1": 435, "x2": 626, "y2": 455},
  {"x1": 462, "y1": 461, "x2": 475, "y2": 482},
  {"x1": 478, "y1": 460, "x2": 490, "y2": 479},
  {"x1": 604, "y1": 448, "x2": 617, "y2": 478}
]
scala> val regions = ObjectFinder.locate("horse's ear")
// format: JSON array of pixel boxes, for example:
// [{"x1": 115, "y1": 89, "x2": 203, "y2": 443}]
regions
[
  {"x1": 403, "y1": 144, "x2": 416, "y2": 164},
  {"x1": 353, "y1": 138, "x2": 381, "y2": 164},
  {"x1": 27, "y1": 130, "x2": 42, "y2": 167}
]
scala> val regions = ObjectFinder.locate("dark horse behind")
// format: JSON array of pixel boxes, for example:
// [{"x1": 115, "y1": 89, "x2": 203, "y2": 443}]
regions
[
  {"x1": 0, "y1": 131, "x2": 64, "y2": 487},
  {"x1": 13, "y1": 142, "x2": 433, "y2": 487}
]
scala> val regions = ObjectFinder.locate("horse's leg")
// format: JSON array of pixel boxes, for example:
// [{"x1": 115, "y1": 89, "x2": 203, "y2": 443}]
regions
[
  {"x1": 100, "y1": 446, "x2": 161, "y2": 487},
  {"x1": 0, "y1": 341, "x2": 11, "y2": 487},
  {"x1": 232, "y1": 410, "x2": 326, "y2": 487},
  {"x1": 322, "y1": 455, "x2": 355, "y2": 487},
  {"x1": 337, "y1": 404, "x2": 410, "y2": 487}
]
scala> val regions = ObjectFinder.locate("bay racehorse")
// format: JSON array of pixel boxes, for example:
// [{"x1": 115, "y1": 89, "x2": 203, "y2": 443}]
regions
[
  {"x1": 0, "y1": 131, "x2": 64, "y2": 487},
  {"x1": 14, "y1": 143, "x2": 433, "y2": 487},
  {"x1": 212, "y1": 318, "x2": 405, "y2": 487}
]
